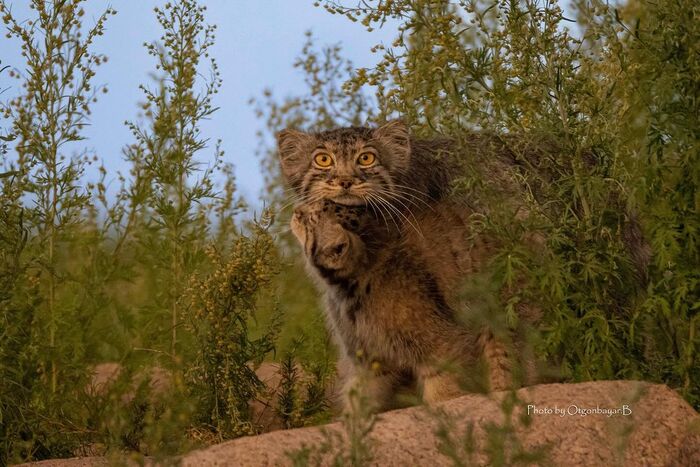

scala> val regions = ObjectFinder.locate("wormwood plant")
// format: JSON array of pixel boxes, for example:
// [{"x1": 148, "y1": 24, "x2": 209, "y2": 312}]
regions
[
  {"x1": 287, "y1": 374, "x2": 377, "y2": 467},
  {"x1": 105, "y1": 0, "x2": 283, "y2": 452},
  {"x1": 274, "y1": 340, "x2": 333, "y2": 430},
  {"x1": 0, "y1": 0, "x2": 284, "y2": 462},
  {"x1": 185, "y1": 213, "x2": 280, "y2": 439},
  {"x1": 125, "y1": 0, "x2": 223, "y2": 364},
  {"x1": 1, "y1": 0, "x2": 115, "y2": 389},
  {"x1": 0, "y1": 1, "x2": 116, "y2": 461}
]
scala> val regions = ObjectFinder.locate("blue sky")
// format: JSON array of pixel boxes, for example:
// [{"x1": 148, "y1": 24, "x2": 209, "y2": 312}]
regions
[{"x1": 1, "y1": 1, "x2": 397, "y2": 203}]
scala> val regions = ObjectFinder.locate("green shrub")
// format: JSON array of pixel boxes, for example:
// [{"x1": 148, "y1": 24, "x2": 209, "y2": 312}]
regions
[
  {"x1": 185, "y1": 216, "x2": 281, "y2": 439},
  {"x1": 0, "y1": 0, "x2": 285, "y2": 462}
]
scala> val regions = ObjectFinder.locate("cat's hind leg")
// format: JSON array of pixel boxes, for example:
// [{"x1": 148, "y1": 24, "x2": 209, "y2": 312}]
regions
[
  {"x1": 416, "y1": 365, "x2": 464, "y2": 404},
  {"x1": 340, "y1": 360, "x2": 407, "y2": 414},
  {"x1": 479, "y1": 331, "x2": 513, "y2": 392}
]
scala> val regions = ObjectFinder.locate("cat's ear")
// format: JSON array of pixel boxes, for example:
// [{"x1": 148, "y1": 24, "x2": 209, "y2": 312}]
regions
[
  {"x1": 372, "y1": 120, "x2": 411, "y2": 170},
  {"x1": 277, "y1": 129, "x2": 312, "y2": 186}
]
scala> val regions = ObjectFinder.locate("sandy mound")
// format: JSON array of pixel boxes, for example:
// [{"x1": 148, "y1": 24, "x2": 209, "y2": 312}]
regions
[{"x1": 18, "y1": 380, "x2": 700, "y2": 467}]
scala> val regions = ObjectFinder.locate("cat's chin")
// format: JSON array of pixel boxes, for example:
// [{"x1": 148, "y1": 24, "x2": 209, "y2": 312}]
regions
[{"x1": 330, "y1": 195, "x2": 366, "y2": 206}]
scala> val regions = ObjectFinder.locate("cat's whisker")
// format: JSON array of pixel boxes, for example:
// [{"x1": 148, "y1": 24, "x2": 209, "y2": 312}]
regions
[
  {"x1": 371, "y1": 184, "x2": 434, "y2": 213},
  {"x1": 390, "y1": 185, "x2": 436, "y2": 212},
  {"x1": 279, "y1": 194, "x2": 307, "y2": 208},
  {"x1": 375, "y1": 189, "x2": 424, "y2": 232},
  {"x1": 374, "y1": 195, "x2": 418, "y2": 233},
  {"x1": 365, "y1": 195, "x2": 391, "y2": 233},
  {"x1": 391, "y1": 189, "x2": 433, "y2": 209},
  {"x1": 277, "y1": 196, "x2": 310, "y2": 214},
  {"x1": 368, "y1": 194, "x2": 397, "y2": 232},
  {"x1": 291, "y1": 192, "x2": 323, "y2": 206},
  {"x1": 367, "y1": 193, "x2": 400, "y2": 233},
  {"x1": 375, "y1": 188, "x2": 424, "y2": 216},
  {"x1": 391, "y1": 183, "x2": 434, "y2": 196},
  {"x1": 373, "y1": 194, "x2": 414, "y2": 235},
  {"x1": 362, "y1": 195, "x2": 380, "y2": 226},
  {"x1": 277, "y1": 191, "x2": 328, "y2": 217},
  {"x1": 373, "y1": 193, "x2": 424, "y2": 238},
  {"x1": 280, "y1": 190, "x2": 307, "y2": 202},
  {"x1": 277, "y1": 197, "x2": 303, "y2": 213}
]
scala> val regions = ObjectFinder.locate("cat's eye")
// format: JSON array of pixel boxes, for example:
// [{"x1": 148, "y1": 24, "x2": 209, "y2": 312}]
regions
[
  {"x1": 314, "y1": 153, "x2": 333, "y2": 168},
  {"x1": 357, "y1": 152, "x2": 376, "y2": 167}
]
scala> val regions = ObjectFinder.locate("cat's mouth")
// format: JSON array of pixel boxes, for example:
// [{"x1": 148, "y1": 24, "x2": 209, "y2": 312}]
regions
[{"x1": 329, "y1": 194, "x2": 366, "y2": 206}]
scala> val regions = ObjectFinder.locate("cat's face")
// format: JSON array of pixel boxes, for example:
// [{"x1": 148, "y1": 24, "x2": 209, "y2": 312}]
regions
[
  {"x1": 277, "y1": 120, "x2": 410, "y2": 206},
  {"x1": 291, "y1": 200, "x2": 367, "y2": 278}
]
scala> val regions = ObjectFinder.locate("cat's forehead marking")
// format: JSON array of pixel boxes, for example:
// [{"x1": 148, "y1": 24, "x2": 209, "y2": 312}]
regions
[
  {"x1": 319, "y1": 126, "x2": 372, "y2": 141},
  {"x1": 320, "y1": 141, "x2": 368, "y2": 159},
  {"x1": 316, "y1": 127, "x2": 374, "y2": 156}
]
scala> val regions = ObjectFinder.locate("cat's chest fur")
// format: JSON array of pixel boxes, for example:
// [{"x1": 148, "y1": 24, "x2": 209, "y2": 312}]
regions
[
  {"x1": 319, "y1": 251, "x2": 452, "y2": 370},
  {"x1": 322, "y1": 273, "x2": 414, "y2": 369}
]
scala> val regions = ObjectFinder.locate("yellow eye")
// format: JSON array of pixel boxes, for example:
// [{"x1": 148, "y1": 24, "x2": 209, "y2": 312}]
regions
[
  {"x1": 357, "y1": 152, "x2": 376, "y2": 166},
  {"x1": 314, "y1": 153, "x2": 333, "y2": 168}
]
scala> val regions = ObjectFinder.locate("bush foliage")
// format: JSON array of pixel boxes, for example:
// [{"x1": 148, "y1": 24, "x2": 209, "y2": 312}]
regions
[
  {"x1": 0, "y1": 0, "x2": 285, "y2": 462},
  {"x1": 0, "y1": 0, "x2": 698, "y2": 464}
]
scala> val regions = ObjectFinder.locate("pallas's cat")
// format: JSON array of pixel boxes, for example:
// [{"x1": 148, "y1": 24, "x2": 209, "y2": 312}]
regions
[{"x1": 279, "y1": 121, "x2": 533, "y2": 412}]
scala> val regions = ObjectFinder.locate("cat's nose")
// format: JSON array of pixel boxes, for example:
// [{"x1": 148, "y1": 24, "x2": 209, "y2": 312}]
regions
[
  {"x1": 332, "y1": 241, "x2": 347, "y2": 256},
  {"x1": 323, "y1": 239, "x2": 348, "y2": 258},
  {"x1": 338, "y1": 178, "x2": 353, "y2": 189}
]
